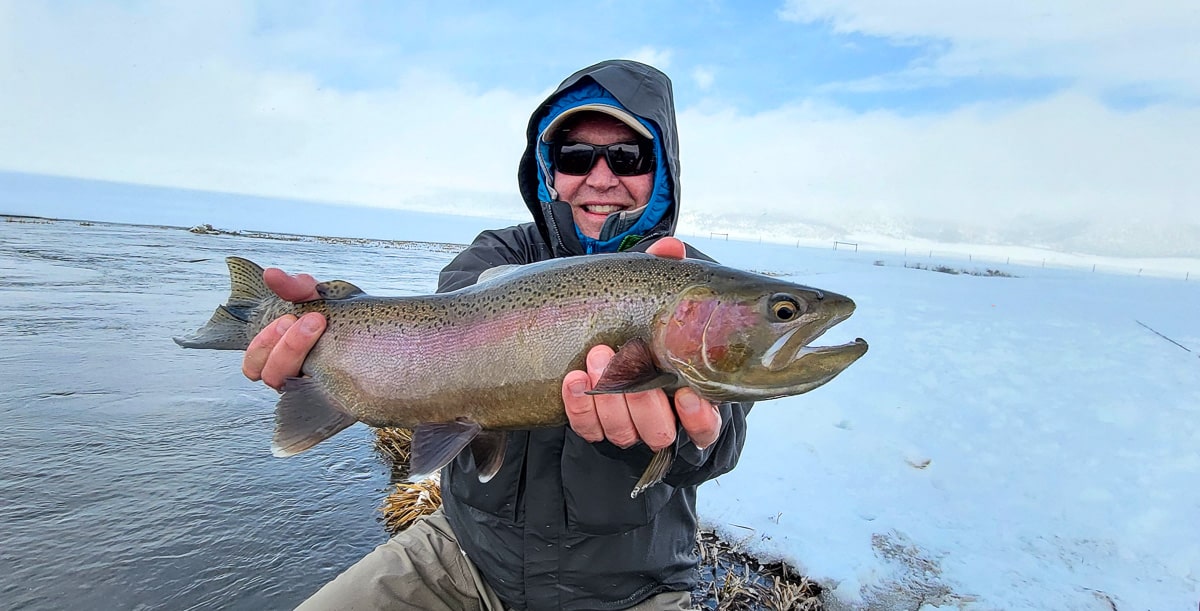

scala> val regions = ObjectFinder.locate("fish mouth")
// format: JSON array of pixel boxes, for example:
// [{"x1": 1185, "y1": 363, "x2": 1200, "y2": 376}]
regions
[
  {"x1": 745, "y1": 291, "x2": 867, "y2": 399},
  {"x1": 690, "y1": 337, "x2": 868, "y2": 403},
  {"x1": 749, "y1": 337, "x2": 869, "y2": 399},
  {"x1": 761, "y1": 306, "x2": 855, "y2": 372},
  {"x1": 789, "y1": 338, "x2": 870, "y2": 368}
]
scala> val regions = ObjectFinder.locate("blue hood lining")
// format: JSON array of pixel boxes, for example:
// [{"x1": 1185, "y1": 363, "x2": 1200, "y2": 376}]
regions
[{"x1": 535, "y1": 82, "x2": 672, "y2": 253}]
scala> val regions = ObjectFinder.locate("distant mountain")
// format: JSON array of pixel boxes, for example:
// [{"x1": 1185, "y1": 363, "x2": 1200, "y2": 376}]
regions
[
  {"x1": 683, "y1": 210, "x2": 1200, "y2": 259},
  {"x1": 0, "y1": 170, "x2": 519, "y2": 245},
  {"x1": 5, "y1": 170, "x2": 1196, "y2": 259}
]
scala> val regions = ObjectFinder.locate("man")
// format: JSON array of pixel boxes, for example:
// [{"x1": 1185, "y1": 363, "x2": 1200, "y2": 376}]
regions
[{"x1": 244, "y1": 60, "x2": 751, "y2": 610}]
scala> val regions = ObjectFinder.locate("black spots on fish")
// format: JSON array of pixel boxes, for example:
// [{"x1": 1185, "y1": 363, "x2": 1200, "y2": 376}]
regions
[{"x1": 316, "y1": 255, "x2": 711, "y2": 336}]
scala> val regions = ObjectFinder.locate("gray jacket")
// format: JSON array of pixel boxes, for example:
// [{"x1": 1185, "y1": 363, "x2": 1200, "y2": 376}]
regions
[{"x1": 437, "y1": 60, "x2": 751, "y2": 611}]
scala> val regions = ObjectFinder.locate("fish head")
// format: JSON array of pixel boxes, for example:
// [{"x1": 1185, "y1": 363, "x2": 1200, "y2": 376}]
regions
[{"x1": 653, "y1": 274, "x2": 868, "y2": 402}]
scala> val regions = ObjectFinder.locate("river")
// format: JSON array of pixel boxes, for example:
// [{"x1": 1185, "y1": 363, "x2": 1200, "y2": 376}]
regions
[{"x1": 0, "y1": 218, "x2": 462, "y2": 610}]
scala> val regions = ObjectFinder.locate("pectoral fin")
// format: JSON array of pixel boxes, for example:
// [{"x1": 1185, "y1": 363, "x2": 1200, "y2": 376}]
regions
[
  {"x1": 272, "y1": 377, "x2": 359, "y2": 457},
  {"x1": 631, "y1": 445, "x2": 675, "y2": 498},
  {"x1": 409, "y1": 420, "x2": 482, "y2": 481},
  {"x1": 588, "y1": 338, "x2": 677, "y2": 394}
]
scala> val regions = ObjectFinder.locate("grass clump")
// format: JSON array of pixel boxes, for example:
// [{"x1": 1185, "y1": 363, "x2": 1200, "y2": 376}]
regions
[{"x1": 902, "y1": 262, "x2": 1017, "y2": 277}]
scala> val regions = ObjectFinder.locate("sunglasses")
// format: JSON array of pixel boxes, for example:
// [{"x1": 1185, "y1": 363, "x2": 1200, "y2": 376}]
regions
[{"x1": 551, "y1": 141, "x2": 655, "y2": 177}]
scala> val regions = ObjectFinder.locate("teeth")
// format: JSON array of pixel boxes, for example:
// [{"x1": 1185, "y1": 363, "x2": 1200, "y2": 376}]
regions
[{"x1": 585, "y1": 205, "x2": 623, "y2": 214}]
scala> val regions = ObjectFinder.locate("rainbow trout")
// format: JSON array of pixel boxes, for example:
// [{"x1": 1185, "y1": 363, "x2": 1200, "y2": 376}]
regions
[{"x1": 176, "y1": 254, "x2": 868, "y2": 496}]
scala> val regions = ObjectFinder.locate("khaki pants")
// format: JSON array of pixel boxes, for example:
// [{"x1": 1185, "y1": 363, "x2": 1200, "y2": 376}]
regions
[{"x1": 295, "y1": 510, "x2": 693, "y2": 611}]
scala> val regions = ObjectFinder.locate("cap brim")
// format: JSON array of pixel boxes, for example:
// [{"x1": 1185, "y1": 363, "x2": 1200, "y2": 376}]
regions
[{"x1": 540, "y1": 104, "x2": 654, "y2": 142}]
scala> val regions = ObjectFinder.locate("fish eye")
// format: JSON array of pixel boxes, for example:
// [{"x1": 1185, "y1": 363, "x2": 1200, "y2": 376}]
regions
[{"x1": 768, "y1": 294, "x2": 804, "y2": 321}]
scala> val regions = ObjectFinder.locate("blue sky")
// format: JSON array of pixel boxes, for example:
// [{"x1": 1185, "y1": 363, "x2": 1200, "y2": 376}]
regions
[
  {"x1": 244, "y1": 2, "x2": 932, "y2": 111},
  {"x1": 233, "y1": 1, "x2": 1136, "y2": 114},
  {"x1": 2, "y1": 1, "x2": 1198, "y2": 253}
]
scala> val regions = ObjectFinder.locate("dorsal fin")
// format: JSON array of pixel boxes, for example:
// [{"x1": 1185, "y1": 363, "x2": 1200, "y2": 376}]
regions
[{"x1": 315, "y1": 280, "x2": 366, "y2": 301}]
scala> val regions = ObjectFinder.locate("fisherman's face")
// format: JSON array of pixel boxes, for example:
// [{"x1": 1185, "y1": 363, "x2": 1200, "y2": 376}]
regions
[{"x1": 553, "y1": 116, "x2": 654, "y2": 239}]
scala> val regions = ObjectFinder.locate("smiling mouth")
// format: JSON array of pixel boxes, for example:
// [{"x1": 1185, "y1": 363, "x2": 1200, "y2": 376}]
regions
[{"x1": 582, "y1": 204, "x2": 626, "y2": 215}]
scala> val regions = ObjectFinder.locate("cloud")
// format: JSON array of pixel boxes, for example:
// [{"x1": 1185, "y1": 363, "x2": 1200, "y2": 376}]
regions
[
  {"x1": 1, "y1": 2, "x2": 1196, "y2": 256},
  {"x1": 692, "y1": 66, "x2": 716, "y2": 91},
  {"x1": 623, "y1": 46, "x2": 674, "y2": 71},
  {"x1": 679, "y1": 91, "x2": 1200, "y2": 230},
  {"x1": 0, "y1": 2, "x2": 536, "y2": 217},
  {"x1": 778, "y1": 0, "x2": 1200, "y2": 100}
]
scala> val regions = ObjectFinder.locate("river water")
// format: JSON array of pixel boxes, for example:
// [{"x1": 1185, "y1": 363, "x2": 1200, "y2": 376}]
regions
[{"x1": 0, "y1": 219, "x2": 461, "y2": 610}]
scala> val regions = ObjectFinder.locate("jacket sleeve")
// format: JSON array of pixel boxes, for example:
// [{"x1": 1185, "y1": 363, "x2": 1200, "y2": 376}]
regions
[
  {"x1": 664, "y1": 400, "x2": 753, "y2": 487},
  {"x1": 437, "y1": 227, "x2": 541, "y2": 292}
]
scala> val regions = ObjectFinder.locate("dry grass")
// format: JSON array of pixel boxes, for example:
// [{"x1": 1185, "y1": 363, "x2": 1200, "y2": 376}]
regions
[
  {"x1": 380, "y1": 474, "x2": 443, "y2": 534},
  {"x1": 373, "y1": 427, "x2": 823, "y2": 609},
  {"x1": 693, "y1": 529, "x2": 823, "y2": 610},
  {"x1": 374, "y1": 427, "x2": 415, "y2": 481},
  {"x1": 374, "y1": 427, "x2": 443, "y2": 534}
]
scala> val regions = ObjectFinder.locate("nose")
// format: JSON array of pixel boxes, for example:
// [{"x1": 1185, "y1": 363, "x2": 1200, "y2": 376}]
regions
[{"x1": 584, "y1": 156, "x2": 620, "y2": 188}]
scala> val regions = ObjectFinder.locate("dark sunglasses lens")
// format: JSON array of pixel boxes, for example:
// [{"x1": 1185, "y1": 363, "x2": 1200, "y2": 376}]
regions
[
  {"x1": 553, "y1": 142, "x2": 653, "y2": 176},
  {"x1": 554, "y1": 143, "x2": 597, "y2": 176},
  {"x1": 604, "y1": 143, "x2": 646, "y2": 176}
]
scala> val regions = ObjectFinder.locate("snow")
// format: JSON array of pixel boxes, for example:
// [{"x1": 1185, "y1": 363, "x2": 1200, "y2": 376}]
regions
[{"x1": 684, "y1": 237, "x2": 1200, "y2": 610}]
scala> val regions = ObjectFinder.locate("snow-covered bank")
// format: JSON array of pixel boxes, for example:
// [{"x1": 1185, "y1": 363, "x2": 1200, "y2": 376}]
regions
[{"x1": 689, "y1": 237, "x2": 1199, "y2": 610}]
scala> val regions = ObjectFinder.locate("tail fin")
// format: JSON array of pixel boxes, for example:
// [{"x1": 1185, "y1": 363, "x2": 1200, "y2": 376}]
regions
[{"x1": 174, "y1": 257, "x2": 274, "y2": 350}]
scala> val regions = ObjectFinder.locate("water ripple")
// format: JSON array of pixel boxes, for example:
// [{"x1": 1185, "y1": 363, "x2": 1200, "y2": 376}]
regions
[{"x1": 0, "y1": 219, "x2": 456, "y2": 609}]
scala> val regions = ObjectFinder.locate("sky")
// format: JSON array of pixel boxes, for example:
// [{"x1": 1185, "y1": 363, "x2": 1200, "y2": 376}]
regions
[{"x1": 2, "y1": 1, "x2": 1199, "y2": 256}]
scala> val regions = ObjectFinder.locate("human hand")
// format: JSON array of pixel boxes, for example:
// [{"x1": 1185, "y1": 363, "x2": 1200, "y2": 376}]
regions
[
  {"x1": 562, "y1": 346, "x2": 722, "y2": 452},
  {"x1": 644, "y1": 236, "x2": 685, "y2": 259},
  {"x1": 241, "y1": 268, "x2": 326, "y2": 391},
  {"x1": 560, "y1": 236, "x2": 721, "y2": 452}
]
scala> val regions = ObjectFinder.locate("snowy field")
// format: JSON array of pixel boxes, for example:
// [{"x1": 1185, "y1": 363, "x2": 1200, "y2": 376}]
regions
[{"x1": 685, "y1": 237, "x2": 1199, "y2": 610}]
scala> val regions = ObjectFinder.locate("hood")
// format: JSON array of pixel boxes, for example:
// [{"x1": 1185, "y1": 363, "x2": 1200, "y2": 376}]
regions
[{"x1": 517, "y1": 60, "x2": 681, "y2": 256}]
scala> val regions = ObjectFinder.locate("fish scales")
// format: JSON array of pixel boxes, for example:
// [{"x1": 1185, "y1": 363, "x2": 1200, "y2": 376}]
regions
[
  {"x1": 175, "y1": 253, "x2": 868, "y2": 495},
  {"x1": 303, "y1": 257, "x2": 693, "y2": 429}
]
